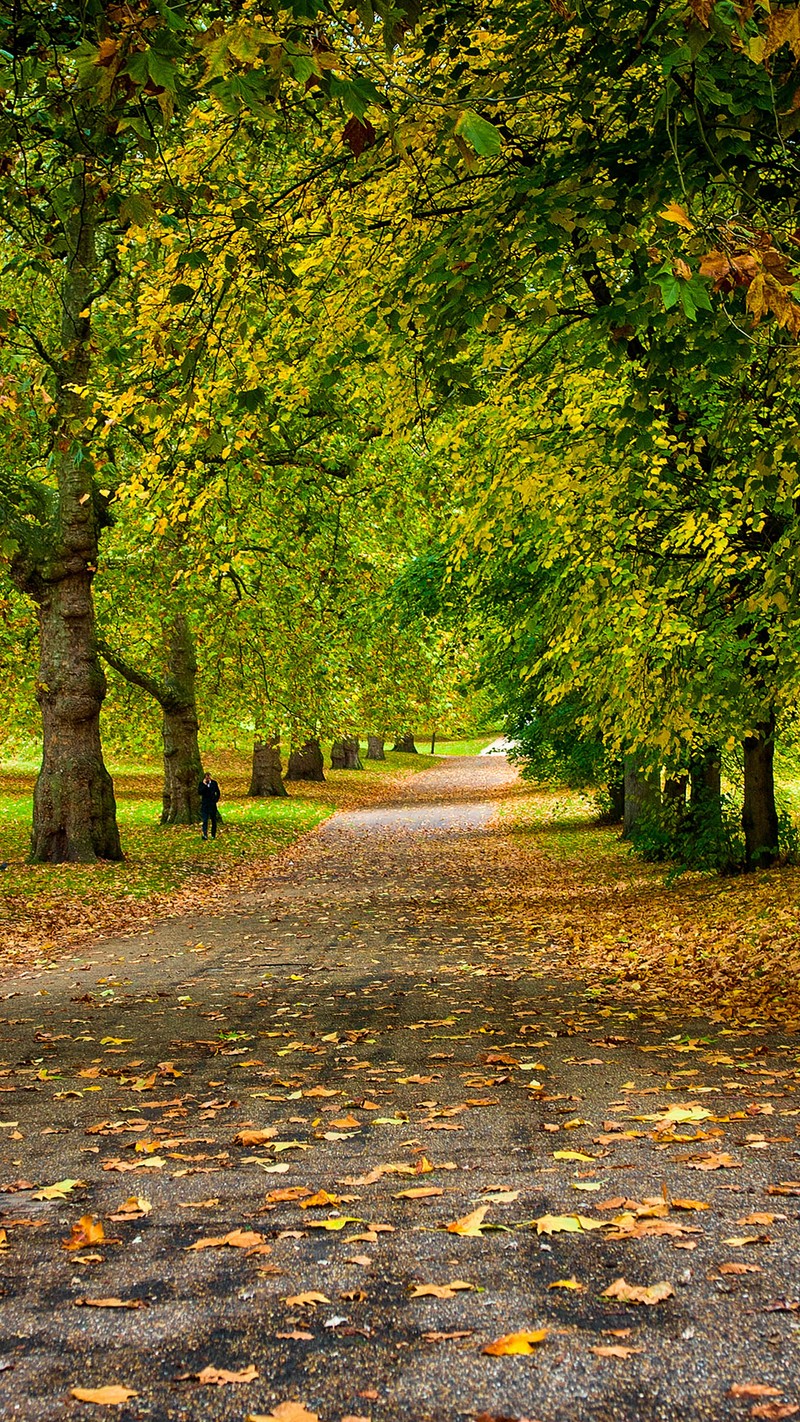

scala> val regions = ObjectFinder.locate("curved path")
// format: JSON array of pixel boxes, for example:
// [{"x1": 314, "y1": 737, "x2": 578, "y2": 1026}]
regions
[{"x1": 0, "y1": 756, "x2": 798, "y2": 1421}]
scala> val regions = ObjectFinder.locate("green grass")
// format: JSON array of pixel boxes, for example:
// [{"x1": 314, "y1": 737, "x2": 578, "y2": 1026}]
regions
[{"x1": 433, "y1": 733, "x2": 501, "y2": 756}]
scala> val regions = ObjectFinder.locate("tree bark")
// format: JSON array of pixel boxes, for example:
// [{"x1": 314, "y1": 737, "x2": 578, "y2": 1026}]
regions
[
  {"x1": 366, "y1": 734, "x2": 386, "y2": 761},
  {"x1": 663, "y1": 774, "x2": 688, "y2": 808},
  {"x1": 393, "y1": 733, "x2": 418, "y2": 753},
  {"x1": 98, "y1": 615, "x2": 203, "y2": 824},
  {"x1": 11, "y1": 163, "x2": 122, "y2": 862},
  {"x1": 343, "y1": 736, "x2": 363, "y2": 769},
  {"x1": 605, "y1": 761, "x2": 625, "y2": 824},
  {"x1": 742, "y1": 718, "x2": 779, "y2": 869},
  {"x1": 286, "y1": 738, "x2": 325, "y2": 782},
  {"x1": 249, "y1": 738, "x2": 287, "y2": 797},
  {"x1": 621, "y1": 757, "x2": 660, "y2": 837},
  {"x1": 330, "y1": 738, "x2": 346, "y2": 769}
]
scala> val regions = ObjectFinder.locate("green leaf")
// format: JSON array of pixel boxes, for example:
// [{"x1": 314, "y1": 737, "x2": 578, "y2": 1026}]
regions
[
  {"x1": 454, "y1": 109, "x2": 502, "y2": 157},
  {"x1": 119, "y1": 194, "x2": 155, "y2": 228},
  {"x1": 168, "y1": 284, "x2": 196, "y2": 305},
  {"x1": 146, "y1": 49, "x2": 177, "y2": 90}
]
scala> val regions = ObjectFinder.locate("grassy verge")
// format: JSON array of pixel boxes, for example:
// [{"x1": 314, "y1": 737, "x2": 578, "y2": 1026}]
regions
[
  {"x1": 0, "y1": 748, "x2": 437, "y2": 973},
  {"x1": 504, "y1": 785, "x2": 800, "y2": 1031}
]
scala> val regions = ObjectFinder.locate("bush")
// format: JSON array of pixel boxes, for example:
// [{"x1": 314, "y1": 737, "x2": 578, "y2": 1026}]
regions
[{"x1": 628, "y1": 794, "x2": 798, "y2": 876}]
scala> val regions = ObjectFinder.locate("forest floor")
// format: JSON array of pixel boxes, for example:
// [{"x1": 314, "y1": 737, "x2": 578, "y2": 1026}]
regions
[{"x1": 0, "y1": 755, "x2": 798, "y2": 1421}]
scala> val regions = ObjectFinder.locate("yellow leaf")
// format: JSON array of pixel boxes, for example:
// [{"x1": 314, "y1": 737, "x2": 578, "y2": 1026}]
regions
[
  {"x1": 548, "y1": 1277, "x2": 584, "y2": 1291},
  {"x1": 446, "y1": 1204, "x2": 489, "y2": 1235},
  {"x1": 305, "y1": 1216, "x2": 353, "y2": 1231},
  {"x1": 553, "y1": 1150, "x2": 596, "y2": 1162},
  {"x1": 533, "y1": 1213, "x2": 606, "y2": 1235},
  {"x1": 482, "y1": 1328, "x2": 549, "y2": 1355},
  {"x1": 33, "y1": 1178, "x2": 86, "y2": 1201},
  {"x1": 659, "y1": 202, "x2": 693, "y2": 230}
]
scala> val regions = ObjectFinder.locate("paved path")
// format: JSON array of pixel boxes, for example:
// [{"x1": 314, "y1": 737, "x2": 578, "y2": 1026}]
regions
[{"x1": 0, "y1": 756, "x2": 798, "y2": 1422}]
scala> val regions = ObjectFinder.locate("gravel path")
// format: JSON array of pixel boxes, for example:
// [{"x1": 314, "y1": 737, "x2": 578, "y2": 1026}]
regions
[{"x1": 0, "y1": 755, "x2": 798, "y2": 1422}]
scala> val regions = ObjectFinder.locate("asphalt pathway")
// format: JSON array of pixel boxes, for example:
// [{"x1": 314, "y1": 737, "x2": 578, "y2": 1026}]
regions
[{"x1": 0, "y1": 755, "x2": 798, "y2": 1422}]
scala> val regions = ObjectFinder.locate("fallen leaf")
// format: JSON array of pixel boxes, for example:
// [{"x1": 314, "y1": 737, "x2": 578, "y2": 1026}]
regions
[
  {"x1": 719, "y1": 1262, "x2": 762, "y2": 1275},
  {"x1": 394, "y1": 1187, "x2": 444, "y2": 1199},
  {"x1": 533, "y1": 1214, "x2": 605, "y2": 1235},
  {"x1": 70, "y1": 1385, "x2": 138, "y2": 1405},
  {"x1": 446, "y1": 1205, "x2": 489, "y2": 1236},
  {"x1": 553, "y1": 1150, "x2": 596, "y2": 1162},
  {"x1": 108, "y1": 1196, "x2": 151, "y2": 1221},
  {"x1": 284, "y1": 1291, "x2": 331, "y2": 1307},
  {"x1": 590, "y1": 1345, "x2": 643, "y2": 1359},
  {"x1": 749, "y1": 1407, "x2": 799, "y2": 1421},
  {"x1": 196, "y1": 1364, "x2": 259, "y2": 1385},
  {"x1": 299, "y1": 1191, "x2": 340, "y2": 1209},
  {"x1": 729, "y1": 1386, "x2": 783, "y2": 1399},
  {"x1": 687, "y1": 1152, "x2": 741, "y2": 1171},
  {"x1": 482, "y1": 1328, "x2": 548, "y2": 1355},
  {"x1": 549, "y1": 1278, "x2": 583, "y2": 1291},
  {"x1": 409, "y1": 1280, "x2": 475, "y2": 1299},
  {"x1": 62, "y1": 1217, "x2": 108, "y2": 1251},
  {"x1": 247, "y1": 1405, "x2": 320, "y2": 1422},
  {"x1": 671, "y1": 1198, "x2": 710, "y2": 1212},
  {"x1": 275, "y1": 1330, "x2": 314, "y2": 1341},
  {"x1": 601, "y1": 1278, "x2": 674, "y2": 1305},
  {"x1": 74, "y1": 1298, "x2": 146, "y2": 1310},
  {"x1": 187, "y1": 1230, "x2": 266, "y2": 1251},
  {"x1": 33, "y1": 1178, "x2": 85, "y2": 1201},
  {"x1": 722, "y1": 1235, "x2": 767, "y2": 1248},
  {"x1": 235, "y1": 1128, "x2": 278, "y2": 1146}
]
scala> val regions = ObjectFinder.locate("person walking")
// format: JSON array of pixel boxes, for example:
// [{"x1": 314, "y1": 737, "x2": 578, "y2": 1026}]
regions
[{"x1": 199, "y1": 771, "x2": 221, "y2": 840}]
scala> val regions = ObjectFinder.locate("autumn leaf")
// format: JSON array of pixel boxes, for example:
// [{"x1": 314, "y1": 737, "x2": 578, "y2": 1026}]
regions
[
  {"x1": 70, "y1": 1385, "x2": 138, "y2": 1405},
  {"x1": 533, "y1": 1213, "x2": 606, "y2": 1234},
  {"x1": 247, "y1": 1405, "x2": 320, "y2": 1422},
  {"x1": 62, "y1": 1217, "x2": 108, "y2": 1251},
  {"x1": 394, "y1": 1186, "x2": 444, "y2": 1199},
  {"x1": 601, "y1": 1278, "x2": 674, "y2": 1305},
  {"x1": 719, "y1": 1262, "x2": 762, "y2": 1275},
  {"x1": 32, "y1": 1178, "x2": 85, "y2": 1201},
  {"x1": 108, "y1": 1196, "x2": 151, "y2": 1221},
  {"x1": 590, "y1": 1345, "x2": 643, "y2": 1359},
  {"x1": 74, "y1": 1298, "x2": 146, "y2": 1310},
  {"x1": 298, "y1": 1190, "x2": 340, "y2": 1208},
  {"x1": 553, "y1": 1150, "x2": 596, "y2": 1162},
  {"x1": 482, "y1": 1328, "x2": 548, "y2": 1355},
  {"x1": 659, "y1": 202, "x2": 694, "y2": 230},
  {"x1": 187, "y1": 1230, "x2": 267, "y2": 1251},
  {"x1": 235, "y1": 1128, "x2": 278, "y2": 1146},
  {"x1": 729, "y1": 1386, "x2": 783, "y2": 1400},
  {"x1": 671, "y1": 1198, "x2": 709, "y2": 1211},
  {"x1": 446, "y1": 1204, "x2": 489, "y2": 1235},
  {"x1": 687, "y1": 1152, "x2": 740, "y2": 1171},
  {"x1": 195, "y1": 1364, "x2": 259, "y2": 1385},
  {"x1": 409, "y1": 1280, "x2": 475, "y2": 1299},
  {"x1": 284, "y1": 1291, "x2": 331, "y2": 1307},
  {"x1": 549, "y1": 1277, "x2": 583, "y2": 1291}
]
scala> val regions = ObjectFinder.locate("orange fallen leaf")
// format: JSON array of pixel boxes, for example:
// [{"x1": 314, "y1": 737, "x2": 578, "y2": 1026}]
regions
[
  {"x1": 671, "y1": 1198, "x2": 709, "y2": 1212},
  {"x1": 74, "y1": 1298, "x2": 146, "y2": 1310},
  {"x1": 749, "y1": 1407, "x2": 799, "y2": 1421},
  {"x1": 549, "y1": 1278, "x2": 583, "y2": 1292},
  {"x1": 187, "y1": 1230, "x2": 266, "y2": 1252},
  {"x1": 70, "y1": 1385, "x2": 138, "y2": 1405},
  {"x1": 108, "y1": 1196, "x2": 151, "y2": 1221},
  {"x1": 62, "y1": 1217, "x2": 108, "y2": 1251},
  {"x1": 247, "y1": 1405, "x2": 320, "y2": 1422},
  {"x1": 729, "y1": 1386, "x2": 783, "y2": 1399},
  {"x1": 446, "y1": 1205, "x2": 489, "y2": 1236},
  {"x1": 482, "y1": 1328, "x2": 548, "y2": 1355},
  {"x1": 265, "y1": 1187, "x2": 312, "y2": 1204},
  {"x1": 687, "y1": 1152, "x2": 741, "y2": 1171},
  {"x1": 196, "y1": 1364, "x2": 259, "y2": 1385},
  {"x1": 601, "y1": 1278, "x2": 674, "y2": 1305},
  {"x1": 235, "y1": 1129, "x2": 278, "y2": 1146},
  {"x1": 394, "y1": 1187, "x2": 444, "y2": 1199},
  {"x1": 298, "y1": 1191, "x2": 340, "y2": 1209},
  {"x1": 719, "y1": 1262, "x2": 762, "y2": 1275},
  {"x1": 590, "y1": 1345, "x2": 643, "y2": 1359},
  {"x1": 409, "y1": 1280, "x2": 475, "y2": 1299},
  {"x1": 283, "y1": 1291, "x2": 331, "y2": 1307}
]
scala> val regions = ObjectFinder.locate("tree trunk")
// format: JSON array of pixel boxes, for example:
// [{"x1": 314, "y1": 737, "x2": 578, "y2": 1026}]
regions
[
  {"x1": 622, "y1": 757, "x2": 660, "y2": 837},
  {"x1": 393, "y1": 733, "x2": 418, "y2": 753},
  {"x1": 604, "y1": 761, "x2": 625, "y2": 824},
  {"x1": 430, "y1": 729, "x2": 436, "y2": 754},
  {"x1": 366, "y1": 734, "x2": 386, "y2": 761},
  {"x1": 286, "y1": 738, "x2": 325, "y2": 782},
  {"x1": 330, "y1": 738, "x2": 346, "y2": 769},
  {"x1": 13, "y1": 164, "x2": 122, "y2": 863},
  {"x1": 248, "y1": 738, "x2": 287, "y2": 797},
  {"x1": 160, "y1": 617, "x2": 202, "y2": 825},
  {"x1": 663, "y1": 774, "x2": 688, "y2": 808},
  {"x1": 342, "y1": 736, "x2": 363, "y2": 769},
  {"x1": 742, "y1": 719, "x2": 779, "y2": 869},
  {"x1": 30, "y1": 574, "x2": 121, "y2": 862}
]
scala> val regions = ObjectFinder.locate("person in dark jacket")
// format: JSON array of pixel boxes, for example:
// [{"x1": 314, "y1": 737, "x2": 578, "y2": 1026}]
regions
[{"x1": 199, "y1": 772, "x2": 221, "y2": 840}]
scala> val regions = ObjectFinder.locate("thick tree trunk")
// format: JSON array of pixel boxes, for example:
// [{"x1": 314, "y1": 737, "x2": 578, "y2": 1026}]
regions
[
  {"x1": 160, "y1": 617, "x2": 202, "y2": 825},
  {"x1": 366, "y1": 734, "x2": 386, "y2": 761},
  {"x1": 286, "y1": 738, "x2": 325, "y2": 782},
  {"x1": 393, "y1": 733, "x2": 418, "y2": 753},
  {"x1": 742, "y1": 719, "x2": 779, "y2": 869},
  {"x1": 13, "y1": 164, "x2": 122, "y2": 863},
  {"x1": 663, "y1": 774, "x2": 688, "y2": 808},
  {"x1": 249, "y1": 739, "x2": 287, "y2": 797},
  {"x1": 31, "y1": 573, "x2": 121, "y2": 862},
  {"x1": 330, "y1": 738, "x2": 346, "y2": 769},
  {"x1": 605, "y1": 762, "x2": 625, "y2": 824},
  {"x1": 340, "y1": 736, "x2": 363, "y2": 770},
  {"x1": 622, "y1": 757, "x2": 660, "y2": 837}
]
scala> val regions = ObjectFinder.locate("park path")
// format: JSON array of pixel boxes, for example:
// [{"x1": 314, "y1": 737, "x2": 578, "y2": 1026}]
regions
[{"x1": 0, "y1": 756, "x2": 798, "y2": 1422}]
